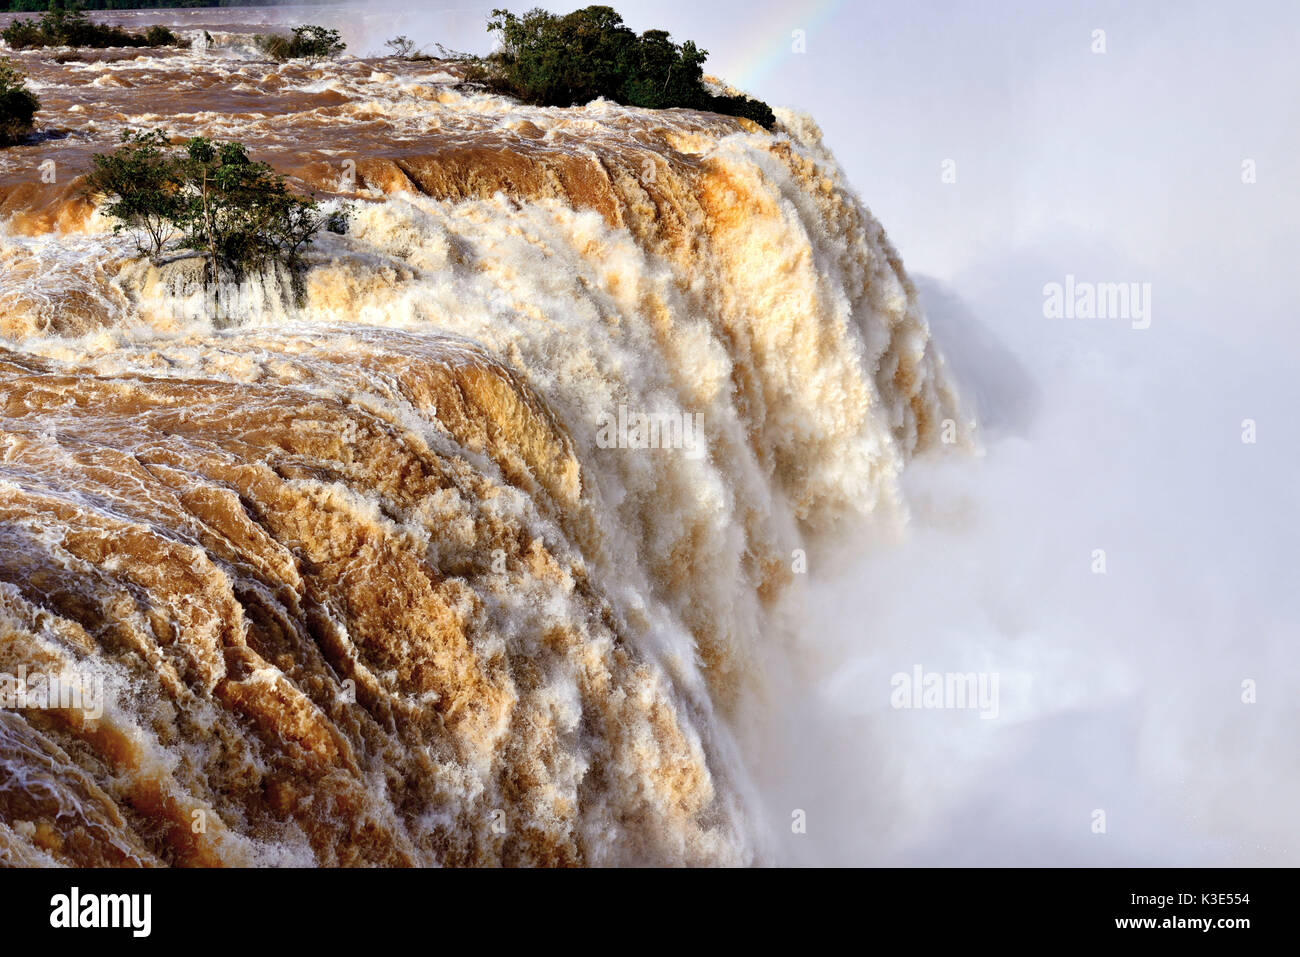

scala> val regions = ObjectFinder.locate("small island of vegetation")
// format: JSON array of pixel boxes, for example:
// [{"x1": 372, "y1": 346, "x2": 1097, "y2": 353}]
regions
[
  {"x1": 0, "y1": 58, "x2": 39, "y2": 145},
  {"x1": 86, "y1": 130, "x2": 349, "y2": 300},
  {"x1": 385, "y1": 6, "x2": 777, "y2": 130},
  {"x1": 471, "y1": 6, "x2": 776, "y2": 130},
  {"x1": 255, "y1": 24, "x2": 346, "y2": 63},
  {"x1": 2, "y1": 1, "x2": 184, "y2": 49}
]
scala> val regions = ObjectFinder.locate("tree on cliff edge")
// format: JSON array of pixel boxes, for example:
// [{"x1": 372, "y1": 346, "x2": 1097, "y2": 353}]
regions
[{"x1": 479, "y1": 6, "x2": 776, "y2": 130}]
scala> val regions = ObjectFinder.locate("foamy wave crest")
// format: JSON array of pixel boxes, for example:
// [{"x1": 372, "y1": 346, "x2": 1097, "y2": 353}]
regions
[{"x1": 0, "y1": 49, "x2": 966, "y2": 865}]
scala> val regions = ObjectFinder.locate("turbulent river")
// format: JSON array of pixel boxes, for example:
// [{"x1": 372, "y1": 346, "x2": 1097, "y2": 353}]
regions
[{"x1": 0, "y1": 7, "x2": 965, "y2": 865}]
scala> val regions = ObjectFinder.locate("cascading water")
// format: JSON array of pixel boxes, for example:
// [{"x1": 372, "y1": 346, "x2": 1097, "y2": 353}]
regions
[{"x1": 0, "y1": 19, "x2": 967, "y2": 866}]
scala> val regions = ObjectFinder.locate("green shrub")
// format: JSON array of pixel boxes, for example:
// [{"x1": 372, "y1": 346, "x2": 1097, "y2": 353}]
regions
[
  {"x1": 87, "y1": 130, "x2": 347, "y2": 285},
  {"x1": 1, "y1": 3, "x2": 185, "y2": 50},
  {"x1": 705, "y1": 93, "x2": 776, "y2": 131},
  {"x1": 384, "y1": 35, "x2": 432, "y2": 61},
  {"x1": 288, "y1": 25, "x2": 345, "y2": 60},
  {"x1": 0, "y1": 58, "x2": 40, "y2": 146},
  {"x1": 256, "y1": 24, "x2": 346, "y2": 63},
  {"x1": 0, "y1": 19, "x2": 43, "y2": 49},
  {"x1": 478, "y1": 6, "x2": 776, "y2": 130},
  {"x1": 254, "y1": 33, "x2": 291, "y2": 61},
  {"x1": 84, "y1": 128, "x2": 184, "y2": 260},
  {"x1": 143, "y1": 25, "x2": 178, "y2": 48}
]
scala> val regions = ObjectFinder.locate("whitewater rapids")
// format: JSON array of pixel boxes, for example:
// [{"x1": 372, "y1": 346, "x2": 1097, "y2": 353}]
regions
[{"x1": 0, "y1": 31, "x2": 965, "y2": 865}]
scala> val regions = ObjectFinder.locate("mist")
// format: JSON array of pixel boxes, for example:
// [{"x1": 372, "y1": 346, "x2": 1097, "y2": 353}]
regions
[{"x1": 728, "y1": 0, "x2": 1298, "y2": 864}]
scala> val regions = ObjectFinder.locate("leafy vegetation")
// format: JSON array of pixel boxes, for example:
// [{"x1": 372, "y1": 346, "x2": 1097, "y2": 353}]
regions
[
  {"x1": 384, "y1": 35, "x2": 419, "y2": 59},
  {"x1": 384, "y1": 34, "x2": 440, "y2": 62},
  {"x1": 473, "y1": 6, "x2": 776, "y2": 130},
  {"x1": 255, "y1": 24, "x2": 345, "y2": 63},
  {"x1": 0, "y1": 57, "x2": 39, "y2": 145},
  {"x1": 86, "y1": 130, "x2": 349, "y2": 290},
  {"x1": 142, "y1": 24, "x2": 177, "y2": 46},
  {"x1": 1, "y1": 2, "x2": 185, "y2": 49},
  {"x1": 384, "y1": 35, "x2": 467, "y2": 64},
  {"x1": 85, "y1": 129, "x2": 183, "y2": 259}
]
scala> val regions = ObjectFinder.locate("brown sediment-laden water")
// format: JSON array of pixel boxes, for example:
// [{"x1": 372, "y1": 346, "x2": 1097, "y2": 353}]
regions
[{"x1": 0, "y1": 9, "x2": 966, "y2": 866}]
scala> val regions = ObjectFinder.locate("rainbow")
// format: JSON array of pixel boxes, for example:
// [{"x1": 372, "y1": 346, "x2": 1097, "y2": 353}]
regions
[{"x1": 723, "y1": 0, "x2": 849, "y2": 91}]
